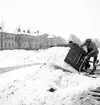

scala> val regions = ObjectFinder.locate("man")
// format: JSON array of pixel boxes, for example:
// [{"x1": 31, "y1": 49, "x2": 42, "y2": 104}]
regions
[
  {"x1": 67, "y1": 41, "x2": 79, "y2": 48},
  {"x1": 80, "y1": 38, "x2": 99, "y2": 74}
]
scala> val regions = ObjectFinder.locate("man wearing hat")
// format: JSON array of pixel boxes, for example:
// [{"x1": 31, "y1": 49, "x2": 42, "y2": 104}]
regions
[
  {"x1": 80, "y1": 38, "x2": 99, "y2": 74},
  {"x1": 68, "y1": 40, "x2": 79, "y2": 48}
]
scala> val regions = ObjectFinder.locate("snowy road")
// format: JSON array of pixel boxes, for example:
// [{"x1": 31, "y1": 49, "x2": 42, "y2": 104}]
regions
[{"x1": 0, "y1": 63, "x2": 45, "y2": 74}]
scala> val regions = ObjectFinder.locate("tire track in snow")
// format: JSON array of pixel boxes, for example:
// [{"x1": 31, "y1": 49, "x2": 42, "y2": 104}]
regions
[{"x1": 0, "y1": 63, "x2": 46, "y2": 74}]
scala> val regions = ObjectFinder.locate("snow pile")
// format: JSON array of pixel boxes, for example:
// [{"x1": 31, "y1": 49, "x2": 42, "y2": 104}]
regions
[
  {"x1": 0, "y1": 64, "x2": 100, "y2": 105},
  {"x1": 0, "y1": 47, "x2": 69, "y2": 68},
  {"x1": 0, "y1": 47, "x2": 76, "y2": 72},
  {"x1": 0, "y1": 50, "x2": 40, "y2": 68},
  {"x1": 0, "y1": 47, "x2": 100, "y2": 105}
]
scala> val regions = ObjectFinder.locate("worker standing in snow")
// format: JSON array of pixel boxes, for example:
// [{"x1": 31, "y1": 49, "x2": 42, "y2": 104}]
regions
[
  {"x1": 80, "y1": 38, "x2": 99, "y2": 74},
  {"x1": 67, "y1": 41, "x2": 74, "y2": 48},
  {"x1": 67, "y1": 41, "x2": 79, "y2": 48}
]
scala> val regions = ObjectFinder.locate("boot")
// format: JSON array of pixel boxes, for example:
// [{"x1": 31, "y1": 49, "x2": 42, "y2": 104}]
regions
[
  {"x1": 84, "y1": 61, "x2": 91, "y2": 70},
  {"x1": 90, "y1": 70, "x2": 95, "y2": 74}
]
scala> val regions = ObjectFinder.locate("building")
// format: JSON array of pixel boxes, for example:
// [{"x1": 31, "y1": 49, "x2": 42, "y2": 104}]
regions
[
  {"x1": 15, "y1": 34, "x2": 30, "y2": 49},
  {"x1": 0, "y1": 32, "x2": 17, "y2": 50},
  {"x1": 0, "y1": 32, "x2": 67, "y2": 50}
]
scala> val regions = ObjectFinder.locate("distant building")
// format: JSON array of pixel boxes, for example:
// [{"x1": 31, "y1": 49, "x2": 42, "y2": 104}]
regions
[
  {"x1": 0, "y1": 32, "x2": 67, "y2": 50},
  {"x1": 0, "y1": 32, "x2": 17, "y2": 50},
  {"x1": 16, "y1": 34, "x2": 30, "y2": 49}
]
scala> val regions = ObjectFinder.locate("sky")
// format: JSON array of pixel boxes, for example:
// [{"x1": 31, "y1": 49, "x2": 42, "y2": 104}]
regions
[{"x1": 0, "y1": 0, "x2": 100, "y2": 41}]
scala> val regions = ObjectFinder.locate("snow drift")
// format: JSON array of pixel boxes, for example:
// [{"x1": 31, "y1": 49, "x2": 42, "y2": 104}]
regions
[
  {"x1": 0, "y1": 47, "x2": 77, "y2": 73},
  {"x1": 0, "y1": 47, "x2": 100, "y2": 105}
]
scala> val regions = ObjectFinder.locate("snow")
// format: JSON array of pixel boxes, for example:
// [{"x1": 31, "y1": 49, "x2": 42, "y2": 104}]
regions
[{"x1": 0, "y1": 47, "x2": 100, "y2": 105}]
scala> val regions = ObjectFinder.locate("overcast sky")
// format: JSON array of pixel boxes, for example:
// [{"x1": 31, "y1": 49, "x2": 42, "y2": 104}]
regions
[{"x1": 0, "y1": 0, "x2": 100, "y2": 41}]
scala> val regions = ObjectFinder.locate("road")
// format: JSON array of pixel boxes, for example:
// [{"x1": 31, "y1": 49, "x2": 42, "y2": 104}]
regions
[{"x1": 0, "y1": 63, "x2": 46, "y2": 74}]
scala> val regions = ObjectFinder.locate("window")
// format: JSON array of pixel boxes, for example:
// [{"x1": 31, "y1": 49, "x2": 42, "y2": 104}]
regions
[
  {"x1": 5, "y1": 42, "x2": 7, "y2": 47},
  {"x1": 12, "y1": 43, "x2": 14, "y2": 47},
  {"x1": 12, "y1": 36, "x2": 14, "y2": 40},
  {"x1": 9, "y1": 43, "x2": 10, "y2": 47}
]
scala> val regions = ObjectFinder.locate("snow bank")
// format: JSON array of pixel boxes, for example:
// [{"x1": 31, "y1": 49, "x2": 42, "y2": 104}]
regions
[
  {"x1": 0, "y1": 63, "x2": 100, "y2": 105},
  {"x1": 0, "y1": 47, "x2": 77, "y2": 72},
  {"x1": 0, "y1": 47, "x2": 100, "y2": 105},
  {"x1": 0, "y1": 50, "x2": 40, "y2": 68}
]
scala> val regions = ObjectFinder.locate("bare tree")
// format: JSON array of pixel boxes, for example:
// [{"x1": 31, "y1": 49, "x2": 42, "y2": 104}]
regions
[
  {"x1": 93, "y1": 38, "x2": 100, "y2": 48},
  {"x1": 68, "y1": 34, "x2": 82, "y2": 45}
]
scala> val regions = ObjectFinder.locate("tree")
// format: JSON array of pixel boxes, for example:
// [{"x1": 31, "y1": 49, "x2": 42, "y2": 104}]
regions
[
  {"x1": 93, "y1": 38, "x2": 100, "y2": 48},
  {"x1": 68, "y1": 34, "x2": 82, "y2": 45}
]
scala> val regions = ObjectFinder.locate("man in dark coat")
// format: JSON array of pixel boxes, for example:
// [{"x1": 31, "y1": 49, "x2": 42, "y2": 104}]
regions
[
  {"x1": 68, "y1": 41, "x2": 79, "y2": 48},
  {"x1": 81, "y1": 38, "x2": 99, "y2": 73}
]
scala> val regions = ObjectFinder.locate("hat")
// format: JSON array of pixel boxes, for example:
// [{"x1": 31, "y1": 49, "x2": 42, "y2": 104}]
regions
[
  {"x1": 86, "y1": 38, "x2": 91, "y2": 43},
  {"x1": 69, "y1": 41, "x2": 73, "y2": 43}
]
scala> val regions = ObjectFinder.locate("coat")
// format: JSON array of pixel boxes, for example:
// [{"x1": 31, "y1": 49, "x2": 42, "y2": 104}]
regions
[{"x1": 81, "y1": 41, "x2": 99, "y2": 57}]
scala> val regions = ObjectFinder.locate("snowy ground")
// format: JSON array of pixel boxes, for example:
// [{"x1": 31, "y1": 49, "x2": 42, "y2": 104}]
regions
[{"x1": 0, "y1": 47, "x2": 100, "y2": 105}]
